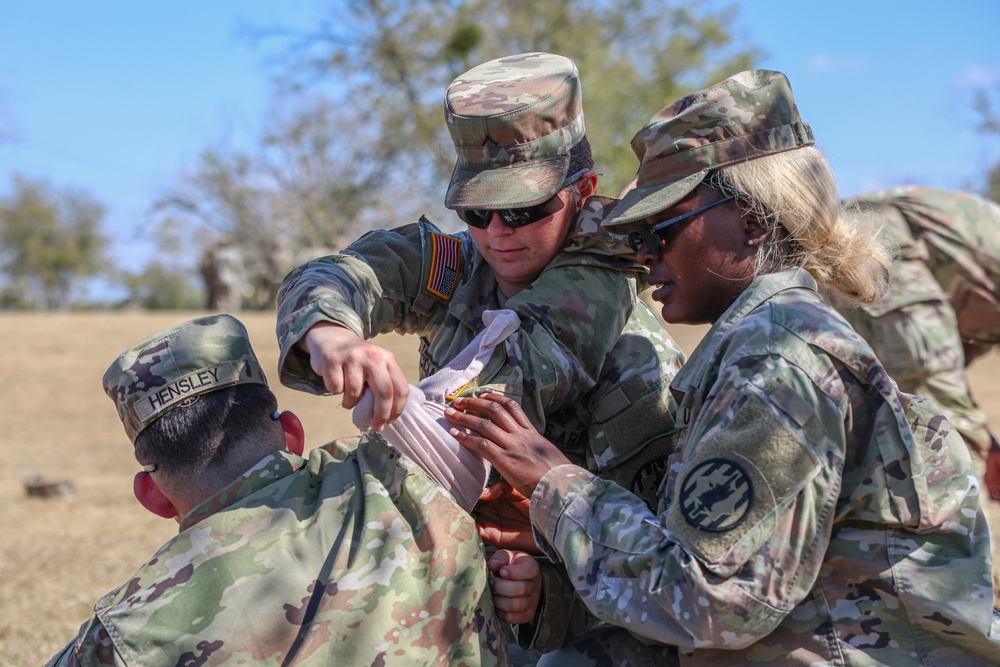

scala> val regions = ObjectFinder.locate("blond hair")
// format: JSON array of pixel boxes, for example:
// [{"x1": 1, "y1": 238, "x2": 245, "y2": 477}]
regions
[{"x1": 710, "y1": 148, "x2": 891, "y2": 305}]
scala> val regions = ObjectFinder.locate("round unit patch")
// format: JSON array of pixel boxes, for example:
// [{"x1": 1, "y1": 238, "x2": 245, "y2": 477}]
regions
[{"x1": 680, "y1": 457, "x2": 753, "y2": 532}]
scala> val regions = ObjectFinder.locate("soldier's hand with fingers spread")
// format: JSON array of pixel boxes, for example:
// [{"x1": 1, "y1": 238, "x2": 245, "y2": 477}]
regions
[
  {"x1": 445, "y1": 393, "x2": 571, "y2": 499},
  {"x1": 488, "y1": 550, "x2": 542, "y2": 625},
  {"x1": 301, "y1": 322, "x2": 409, "y2": 432}
]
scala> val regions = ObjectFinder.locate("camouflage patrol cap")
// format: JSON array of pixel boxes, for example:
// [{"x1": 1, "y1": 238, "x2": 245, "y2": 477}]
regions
[
  {"x1": 607, "y1": 70, "x2": 815, "y2": 227},
  {"x1": 444, "y1": 52, "x2": 586, "y2": 210},
  {"x1": 103, "y1": 314, "x2": 268, "y2": 443}
]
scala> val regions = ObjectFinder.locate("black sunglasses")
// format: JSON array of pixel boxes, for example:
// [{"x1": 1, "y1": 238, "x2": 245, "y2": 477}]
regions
[
  {"x1": 457, "y1": 193, "x2": 567, "y2": 229},
  {"x1": 627, "y1": 195, "x2": 735, "y2": 254}
]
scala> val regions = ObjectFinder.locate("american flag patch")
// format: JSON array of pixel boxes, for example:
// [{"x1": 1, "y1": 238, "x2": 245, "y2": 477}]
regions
[{"x1": 427, "y1": 232, "x2": 461, "y2": 299}]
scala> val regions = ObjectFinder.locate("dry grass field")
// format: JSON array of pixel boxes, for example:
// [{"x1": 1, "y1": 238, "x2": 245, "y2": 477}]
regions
[{"x1": 2, "y1": 310, "x2": 999, "y2": 666}]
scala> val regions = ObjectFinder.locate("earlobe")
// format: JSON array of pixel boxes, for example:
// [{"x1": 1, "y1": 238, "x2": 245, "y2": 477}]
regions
[
  {"x1": 742, "y1": 216, "x2": 767, "y2": 247},
  {"x1": 133, "y1": 472, "x2": 178, "y2": 520}
]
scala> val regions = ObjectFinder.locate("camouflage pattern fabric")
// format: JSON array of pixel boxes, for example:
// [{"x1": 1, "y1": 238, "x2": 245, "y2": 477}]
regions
[
  {"x1": 102, "y1": 314, "x2": 268, "y2": 443},
  {"x1": 275, "y1": 196, "x2": 685, "y2": 661},
  {"x1": 607, "y1": 70, "x2": 815, "y2": 227},
  {"x1": 445, "y1": 52, "x2": 586, "y2": 210},
  {"x1": 275, "y1": 195, "x2": 684, "y2": 510},
  {"x1": 833, "y1": 186, "x2": 1000, "y2": 457},
  {"x1": 529, "y1": 269, "x2": 1000, "y2": 664},
  {"x1": 45, "y1": 435, "x2": 508, "y2": 667},
  {"x1": 534, "y1": 625, "x2": 677, "y2": 667},
  {"x1": 508, "y1": 559, "x2": 679, "y2": 663}
]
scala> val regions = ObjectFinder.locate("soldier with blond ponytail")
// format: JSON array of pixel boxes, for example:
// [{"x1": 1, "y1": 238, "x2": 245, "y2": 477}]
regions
[
  {"x1": 709, "y1": 149, "x2": 893, "y2": 304},
  {"x1": 443, "y1": 70, "x2": 1000, "y2": 665}
]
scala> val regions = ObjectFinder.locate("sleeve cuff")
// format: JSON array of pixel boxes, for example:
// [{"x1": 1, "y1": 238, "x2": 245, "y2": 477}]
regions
[{"x1": 530, "y1": 463, "x2": 599, "y2": 562}]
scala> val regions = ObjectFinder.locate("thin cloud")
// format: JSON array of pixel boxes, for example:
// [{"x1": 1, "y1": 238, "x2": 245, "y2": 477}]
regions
[
  {"x1": 956, "y1": 65, "x2": 1000, "y2": 89},
  {"x1": 805, "y1": 54, "x2": 867, "y2": 76}
]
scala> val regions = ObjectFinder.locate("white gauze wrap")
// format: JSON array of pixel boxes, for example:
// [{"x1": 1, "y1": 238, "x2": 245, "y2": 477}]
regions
[{"x1": 352, "y1": 309, "x2": 520, "y2": 512}]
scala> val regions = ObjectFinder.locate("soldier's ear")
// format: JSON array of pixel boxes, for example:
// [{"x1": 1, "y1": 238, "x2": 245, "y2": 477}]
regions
[
  {"x1": 741, "y1": 214, "x2": 768, "y2": 248},
  {"x1": 577, "y1": 169, "x2": 597, "y2": 199},
  {"x1": 133, "y1": 472, "x2": 178, "y2": 520},
  {"x1": 278, "y1": 411, "x2": 305, "y2": 457}
]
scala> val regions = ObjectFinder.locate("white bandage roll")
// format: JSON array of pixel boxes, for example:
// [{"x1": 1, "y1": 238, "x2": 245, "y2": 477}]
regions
[{"x1": 353, "y1": 309, "x2": 520, "y2": 512}]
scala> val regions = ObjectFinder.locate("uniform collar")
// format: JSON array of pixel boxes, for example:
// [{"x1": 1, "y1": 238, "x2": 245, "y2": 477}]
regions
[
  {"x1": 179, "y1": 450, "x2": 304, "y2": 531},
  {"x1": 670, "y1": 268, "x2": 818, "y2": 400}
]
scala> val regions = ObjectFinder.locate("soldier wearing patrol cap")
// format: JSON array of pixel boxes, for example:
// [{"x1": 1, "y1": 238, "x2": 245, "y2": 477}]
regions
[
  {"x1": 46, "y1": 314, "x2": 508, "y2": 667},
  {"x1": 276, "y1": 52, "x2": 684, "y2": 663},
  {"x1": 445, "y1": 70, "x2": 1000, "y2": 664}
]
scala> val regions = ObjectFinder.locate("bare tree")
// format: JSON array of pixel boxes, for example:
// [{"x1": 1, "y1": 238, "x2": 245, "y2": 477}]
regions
[
  {"x1": 157, "y1": 0, "x2": 760, "y2": 308},
  {"x1": 153, "y1": 96, "x2": 392, "y2": 309},
  {"x1": 266, "y1": 0, "x2": 761, "y2": 195}
]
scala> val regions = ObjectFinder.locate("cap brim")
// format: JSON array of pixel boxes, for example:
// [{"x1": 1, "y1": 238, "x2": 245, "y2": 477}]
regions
[
  {"x1": 445, "y1": 155, "x2": 570, "y2": 209},
  {"x1": 605, "y1": 172, "x2": 707, "y2": 228}
]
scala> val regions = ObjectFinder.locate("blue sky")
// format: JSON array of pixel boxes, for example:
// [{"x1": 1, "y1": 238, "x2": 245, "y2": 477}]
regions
[{"x1": 1, "y1": 1, "x2": 999, "y2": 287}]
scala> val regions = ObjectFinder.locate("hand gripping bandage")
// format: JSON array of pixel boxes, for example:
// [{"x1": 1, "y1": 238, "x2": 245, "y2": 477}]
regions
[{"x1": 353, "y1": 309, "x2": 520, "y2": 512}]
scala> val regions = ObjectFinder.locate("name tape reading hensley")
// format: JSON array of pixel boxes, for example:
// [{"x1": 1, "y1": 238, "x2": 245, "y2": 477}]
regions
[{"x1": 133, "y1": 360, "x2": 265, "y2": 422}]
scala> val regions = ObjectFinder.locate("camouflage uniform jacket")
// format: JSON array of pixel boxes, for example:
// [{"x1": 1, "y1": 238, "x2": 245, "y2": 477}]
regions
[
  {"x1": 530, "y1": 268, "x2": 1000, "y2": 664},
  {"x1": 845, "y1": 186, "x2": 1000, "y2": 352},
  {"x1": 46, "y1": 437, "x2": 508, "y2": 667},
  {"x1": 833, "y1": 186, "x2": 1000, "y2": 456},
  {"x1": 276, "y1": 196, "x2": 685, "y2": 506}
]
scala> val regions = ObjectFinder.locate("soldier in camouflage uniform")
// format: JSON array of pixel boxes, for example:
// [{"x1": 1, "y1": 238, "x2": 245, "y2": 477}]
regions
[
  {"x1": 830, "y1": 186, "x2": 1000, "y2": 499},
  {"x1": 46, "y1": 314, "x2": 508, "y2": 666},
  {"x1": 445, "y1": 71, "x2": 1000, "y2": 664},
  {"x1": 276, "y1": 52, "x2": 684, "y2": 663}
]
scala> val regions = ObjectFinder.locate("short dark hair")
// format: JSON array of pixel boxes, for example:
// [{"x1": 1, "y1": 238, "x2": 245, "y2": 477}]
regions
[
  {"x1": 568, "y1": 135, "x2": 594, "y2": 175},
  {"x1": 135, "y1": 384, "x2": 278, "y2": 475}
]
